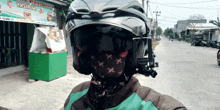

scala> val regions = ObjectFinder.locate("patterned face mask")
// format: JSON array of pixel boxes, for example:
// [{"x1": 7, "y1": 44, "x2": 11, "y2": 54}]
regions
[
  {"x1": 89, "y1": 51, "x2": 128, "y2": 78},
  {"x1": 88, "y1": 51, "x2": 129, "y2": 109}
]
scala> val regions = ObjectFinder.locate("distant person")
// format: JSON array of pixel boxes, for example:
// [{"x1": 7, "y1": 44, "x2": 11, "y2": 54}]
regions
[{"x1": 64, "y1": 0, "x2": 187, "y2": 109}]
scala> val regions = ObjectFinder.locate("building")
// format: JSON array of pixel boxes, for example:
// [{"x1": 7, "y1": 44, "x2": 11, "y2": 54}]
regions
[
  {"x1": 0, "y1": 0, "x2": 68, "y2": 76},
  {"x1": 186, "y1": 23, "x2": 220, "y2": 41},
  {"x1": 174, "y1": 19, "x2": 207, "y2": 38}
]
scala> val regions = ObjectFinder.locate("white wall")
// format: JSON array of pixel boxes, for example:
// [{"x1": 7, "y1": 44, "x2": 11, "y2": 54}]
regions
[{"x1": 211, "y1": 32, "x2": 220, "y2": 42}]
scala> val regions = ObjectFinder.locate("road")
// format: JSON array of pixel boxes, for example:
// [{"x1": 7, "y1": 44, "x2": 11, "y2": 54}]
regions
[
  {"x1": 135, "y1": 37, "x2": 220, "y2": 110},
  {"x1": 1, "y1": 36, "x2": 219, "y2": 110}
]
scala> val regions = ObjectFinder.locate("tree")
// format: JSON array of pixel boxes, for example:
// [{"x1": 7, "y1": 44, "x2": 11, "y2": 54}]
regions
[
  {"x1": 210, "y1": 17, "x2": 220, "y2": 27},
  {"x1": 174, "y1": 32, "x2": 179, "y2": 38},
  {"x1": 188, "y1": 14, "x2": 205, "y2": 20},
  {"x1": 156, "y1": 27, "x2": 162, "y2": 36},
  {"x1": 163, "y1": 28, "x2": 173, "y2": 37}
]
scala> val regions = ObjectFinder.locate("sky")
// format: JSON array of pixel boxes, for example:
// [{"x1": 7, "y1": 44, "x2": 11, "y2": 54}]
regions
[{"x1": 137, "y1": 0, "x2": 220, "y2": 30}]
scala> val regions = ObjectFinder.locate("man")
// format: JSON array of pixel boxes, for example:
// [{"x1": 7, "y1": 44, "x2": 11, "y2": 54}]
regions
[{"x1": 64, "y1": 0, "x2": 187, "y2": 109}]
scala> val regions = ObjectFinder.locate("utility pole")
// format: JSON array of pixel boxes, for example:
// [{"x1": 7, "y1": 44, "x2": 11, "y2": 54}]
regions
[
  {"x1": 142, "y1": 0, "x2": 145, "y2": 9},
  {"x1": 153, "y1": 11, "x2": 161, "y2": 39},
  {"x1": 146, "y1": 0, "x2": 150, "y2": 37},
  {"x1": 146, "y1": 0, "x2": 149, "y2": 18}
]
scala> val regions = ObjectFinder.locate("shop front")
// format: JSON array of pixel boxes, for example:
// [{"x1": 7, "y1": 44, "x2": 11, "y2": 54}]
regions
[{"x1": 0, "y1": 0, "x2": 67, "y2": 77}]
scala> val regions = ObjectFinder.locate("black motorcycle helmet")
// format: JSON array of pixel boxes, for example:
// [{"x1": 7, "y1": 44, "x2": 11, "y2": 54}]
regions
[{"x1": 65, "y1": 0, "x2": 158, "y2": 78}]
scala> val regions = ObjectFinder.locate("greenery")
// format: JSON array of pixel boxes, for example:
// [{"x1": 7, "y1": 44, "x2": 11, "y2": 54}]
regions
[
  {"x1": 174, "y1": 32, "x2": 179, "y2": 38},
  {"x1": 156, "y1": 27, "x2": 162, "y2": 36},
  {"x1": 55, "y1": 0, "x2": 74, "y2": 21},
  {"x1": 210, "y1": 17, "x2": 220, "y2": 27},
  {"x1": 163, "y1": 28, "x2": 173, "y2": 37},
  {"x1": 185, "y1": 38, "x2": 191, "y2": 43},
  {"x1": 181, "y1": 34, "x2": 185, "y2": 40}
]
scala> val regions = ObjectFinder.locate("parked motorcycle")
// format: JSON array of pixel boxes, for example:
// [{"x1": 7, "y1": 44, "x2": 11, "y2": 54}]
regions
[
  {"x1": 169, "y1": 36, "x2": 174, "y2": 41},
  {"x1": 191, "y1": 35, "x2": 203, "y2": 46},
  {"x1": 217, "y1": 49, "x2": 220, "y2": 66},
  {"x1": 214, "y1": 41, "x2": 220, "y2": 48},
  {"x1": 206, "y1": 40, "x2": 213, "y2": 47},
  {"x1": 212, "y1": 41, "x2": 218, "y2": 48},
  {"x1": 200, "y1": 40, "x2": 208, "y2": 47}
]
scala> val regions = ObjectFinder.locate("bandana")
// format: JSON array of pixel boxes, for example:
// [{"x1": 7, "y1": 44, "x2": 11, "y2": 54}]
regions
[
  {"x1": 89, "y1": 52, "x2": 127, "y2": 78},
  {"x1": 88, "y1": 52, "x2": 129, "y2": 109},
  {"x1": 89, "y1": 74, "x2": 129, "y2": 110}
]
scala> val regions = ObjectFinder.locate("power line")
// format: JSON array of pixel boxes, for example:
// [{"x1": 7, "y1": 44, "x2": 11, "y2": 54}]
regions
[
  {"x1": 159, "y1": 16, "x2": 180, "y2": 20},
  {"x1": 158, "y1": 19, "x2": 178, "y2": 22},
  {"x1": 151, "y1": 0, "x2": 217, "y2": 5},
  {"x1": 158, "y1": 20, "x2": 176, "y2": 23},
  {"x1": 149, "y1": 2, "x2": 220, "y2": 10},
  {"x1": 161, "y1": 9, "x2": 187, "y2": 19},
  {"x1": 160, "y1": 15, "x2": 184, "y2": 20},
  {"x1": 157, "y1": 22, "x2": 173, "y2": 28}
]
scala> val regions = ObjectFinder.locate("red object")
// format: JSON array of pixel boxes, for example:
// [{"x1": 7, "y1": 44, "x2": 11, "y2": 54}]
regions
[
  {"x1": 45, "y1": 42, "x2": 52, "y2": 53},
  {"x1": 120, "y1": 51, "x2": 128, "y2": 57},
  {"x1": 77, "y1": 51, "x2": 81, "y2": 56}
]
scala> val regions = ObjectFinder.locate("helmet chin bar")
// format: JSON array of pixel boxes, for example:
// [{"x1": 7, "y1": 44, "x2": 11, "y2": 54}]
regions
[{"x1": 133, "y1": 37, "x2": 159, "y2": 78}]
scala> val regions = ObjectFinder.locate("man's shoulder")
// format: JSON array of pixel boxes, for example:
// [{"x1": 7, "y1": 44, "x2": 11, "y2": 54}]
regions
[
  {"x1": 135, "y1": 85, "x2": 187, "y2": 110},
  {"x1": 136, "y1": 85, "x2": 161, "y2": 103},
  {"x1": 70, "y1": 81, "x2": 91, "y2": 94},
  {"x1": 64, "y1": 81, "x2": 90, "y2": 108}
]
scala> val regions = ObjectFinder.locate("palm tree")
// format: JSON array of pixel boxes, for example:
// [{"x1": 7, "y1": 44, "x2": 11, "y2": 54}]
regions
[{"x1": 210, "y1": 17, "x2": 220, "y2": 27}]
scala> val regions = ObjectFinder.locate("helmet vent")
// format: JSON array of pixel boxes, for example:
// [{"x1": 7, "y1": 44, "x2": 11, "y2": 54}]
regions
[
  {"x1": 102, "y1": 8, "x2": 118, "y2": 12},
  {"x1": 128, "y1": 6, "x2": 144, "y2": 13},
  {"x1": 76, "y1": 9, "x2": 90, "y2": 13}
]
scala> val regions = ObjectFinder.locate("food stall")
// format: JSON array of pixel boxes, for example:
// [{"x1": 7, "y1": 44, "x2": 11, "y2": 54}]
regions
[
  {"x1": 0, "y1": 0, "x2": 68, "y2": 79},
  {"x1": 29, "y1": 27, "x2": 67, "y2": 81}
]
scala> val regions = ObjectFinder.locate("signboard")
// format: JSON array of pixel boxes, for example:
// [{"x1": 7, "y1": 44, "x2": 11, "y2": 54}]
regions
[
  {"x1": 0, "y1": 0, "x2": 57, "y2": 26},
  {"x1": 29, "y1": 27, "x2": 67, "y2": 54},
  {"x1": 45, "y1": 28, "x2": 67, "y2": 53}
]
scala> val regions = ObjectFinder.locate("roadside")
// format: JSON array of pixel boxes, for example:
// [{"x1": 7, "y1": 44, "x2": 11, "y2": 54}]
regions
[
  {"x1": 152, "y1": 39, "x2": 160, "y2": 50},
  {"x1": 0, "y1": 57, "x2": 90, "y2": 110}
]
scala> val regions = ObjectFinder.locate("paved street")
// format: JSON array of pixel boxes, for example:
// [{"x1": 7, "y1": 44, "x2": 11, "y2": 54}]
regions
[
  {"x1": 0, "y1": 36, "x2": 220, "y2": 110},
  {"x1": 135, "y1": 37, "x2": 220, "y2": 110}
]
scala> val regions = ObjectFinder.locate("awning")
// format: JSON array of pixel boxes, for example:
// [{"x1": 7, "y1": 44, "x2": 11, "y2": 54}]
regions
[
  {"x1": 187, "y1": 28, "x2": 219, "y2": 30},
  {"x1": 187, "y1": 23, "x2": 219, "y2": 31},
  {"x1": 41, "y1": 0, "x2": 67, "y2": 6},
  {"x1": 0, "y1": 0, "x2": 57, "y2": 26}
]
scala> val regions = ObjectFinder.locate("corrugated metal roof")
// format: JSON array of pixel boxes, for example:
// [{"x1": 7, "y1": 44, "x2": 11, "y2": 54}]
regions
[{"x1": 187, "y1": 23, "x2": 218, "y2": 30}]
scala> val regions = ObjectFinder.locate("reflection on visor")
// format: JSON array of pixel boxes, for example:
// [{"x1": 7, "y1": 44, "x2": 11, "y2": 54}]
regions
[
  {"x1": 71, "y1": 25, "x2": 134, "y2": 53},
  {"x1": 73, "y1": 32, "x2": 132, "y2": 53}
]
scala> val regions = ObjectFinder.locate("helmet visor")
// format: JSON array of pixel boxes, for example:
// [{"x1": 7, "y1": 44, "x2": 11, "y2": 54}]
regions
[{"x1": 71, "y1": 24, "x2": 134, "y2": 54}]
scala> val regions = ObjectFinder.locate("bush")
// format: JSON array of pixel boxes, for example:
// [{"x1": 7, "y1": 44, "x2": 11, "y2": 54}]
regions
[
  {"x1": 177, "y1": 38, "x2": 182, "y2": 41},
  {"x1": 185, "y1": 38, "x2": 191, "y2": 43}
]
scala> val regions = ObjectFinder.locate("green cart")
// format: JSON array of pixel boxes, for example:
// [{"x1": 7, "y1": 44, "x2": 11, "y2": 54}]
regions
[{"x1": 29, "y1": 52, "x2": 67, "y2": 81}]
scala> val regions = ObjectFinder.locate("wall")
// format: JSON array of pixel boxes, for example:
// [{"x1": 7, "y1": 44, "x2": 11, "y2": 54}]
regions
[
  {"x1": 27, "y1": 24, "x2": 35, "y2": 54},
  {"x1": 177, "y1": 20, "x2": 207, "y2": 32},
  {"x1": 26, "y1": 24, "x2": 36, "y2": 66},
  {"x1": 211, "y1": 32, "x2": 220, "y2": 42},
  {"x1": 177, "y1": 20, "x2": 188, "y2": 31}
]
